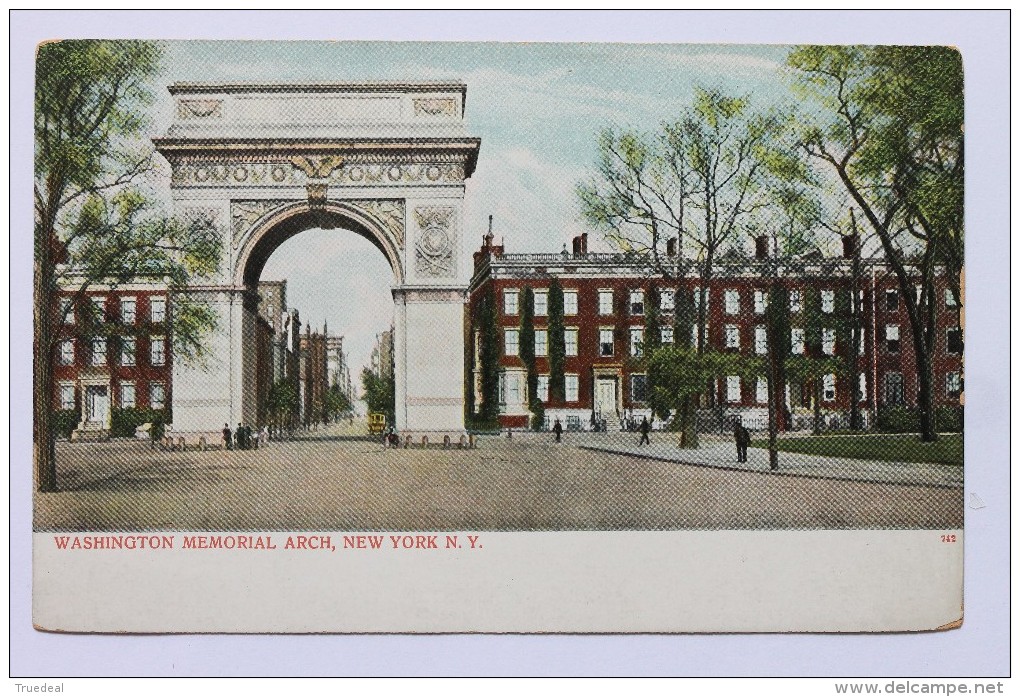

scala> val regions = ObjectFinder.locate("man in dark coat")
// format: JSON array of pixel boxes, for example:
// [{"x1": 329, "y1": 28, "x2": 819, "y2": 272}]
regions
[
  {"x1": 734, "y1": 422, "x2": 750, "y2": 462},
  {"x1": 223, "y1": 423, "x2": 233, "y2": 451},
  {"x1": 553, "y1": 418, "x2": 563, "y2": 443},
  {"x1": 638, "y1": 416, "x2": 651, "y2": 446}
]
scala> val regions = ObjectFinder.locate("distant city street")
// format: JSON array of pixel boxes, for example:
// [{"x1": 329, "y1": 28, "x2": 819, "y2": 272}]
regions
[{"x1": 36, "y1": 420, "x2": 962, "y2": 532}]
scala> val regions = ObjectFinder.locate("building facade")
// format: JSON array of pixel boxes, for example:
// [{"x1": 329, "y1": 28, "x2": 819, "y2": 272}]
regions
[
  {"x1": 52, "y1": 284, "x2": 173, "y2": 438},
  {"x1": 468, "y1": 233, "x2": 963, "y2": 431}
]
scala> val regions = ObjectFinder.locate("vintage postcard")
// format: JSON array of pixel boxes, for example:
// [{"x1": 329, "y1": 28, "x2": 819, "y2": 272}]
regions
[{"x1": 31, "y1": 40, "x2": 964, "y2": 633}]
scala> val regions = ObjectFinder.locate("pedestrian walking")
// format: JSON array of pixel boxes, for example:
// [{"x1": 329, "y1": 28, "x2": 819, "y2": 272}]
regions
[
  {"x1": 235, "y1": 423, "x2": 244, "y2": 450},
  {"x1": 553, "y1": 418, "x2": 563, "y2": 443},
  {"x1": 223, "y1": 423, "x2": 233, "y2": 451},
  {"x1": 260, "y1": 425, "x2": 269, "y2": 446},
  {"x1": 734, "y1": 422, "x2": 750, "y2": 463},
  {"x1": 638, "y1": 416, "x2": 651, "y2": 446}
]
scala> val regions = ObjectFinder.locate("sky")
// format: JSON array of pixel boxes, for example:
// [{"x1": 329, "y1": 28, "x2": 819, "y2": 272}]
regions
[{"x1": 146, "y1": 41, "x2": 795, "y2": 379}]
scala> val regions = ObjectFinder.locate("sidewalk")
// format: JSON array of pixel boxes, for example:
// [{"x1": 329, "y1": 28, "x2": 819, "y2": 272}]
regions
[{"x1": 578, "y1": 434, "x2": 963, "y2": 489}]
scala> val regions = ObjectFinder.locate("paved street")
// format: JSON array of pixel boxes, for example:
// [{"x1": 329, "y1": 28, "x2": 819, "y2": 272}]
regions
[{"x1": 35, "y1": 426, "x2": 963, "y2": 532}]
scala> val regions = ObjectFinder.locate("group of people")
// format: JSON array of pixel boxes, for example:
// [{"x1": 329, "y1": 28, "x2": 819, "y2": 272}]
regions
[{"x1": 222, "y1": 423, "x2": 269, "y2": 451}]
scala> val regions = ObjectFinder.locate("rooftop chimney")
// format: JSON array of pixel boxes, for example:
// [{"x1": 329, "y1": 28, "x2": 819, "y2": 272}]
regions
[
  {"x1": 755, "y1": 235, "x2": 768, "y2": 260},
  {"x1": 580, "y1": 232, "x2": 588, "y2": 255},
  {"x1": 572, "y1": 236, "x2": 582, "y2": 255},
  {"x1": 484, "y1": 215, "x2": 494, "y2": 247}
]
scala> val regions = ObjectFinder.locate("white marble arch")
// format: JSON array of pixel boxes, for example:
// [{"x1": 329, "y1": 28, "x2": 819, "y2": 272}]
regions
[{"x1": 153, "y1": 82, "x2": 481, "y2": 442}]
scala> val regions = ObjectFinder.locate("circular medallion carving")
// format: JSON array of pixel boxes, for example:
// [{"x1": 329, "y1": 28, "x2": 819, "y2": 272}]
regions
[
  {"x1": 426, "y1": 166, "x2": 441, "y2": 181},
  {"x1": 350, "y1": 166, "x2": 364, "y2": 181},
  {"x1": 387, "y1": 166, "x2": 402, "y2": 181},
  {"x1": 271, "y1": 166, "x2": 286, "y2": 182},
  {"x1": 420, "y1": 226, "x2": 453, "y2": 257},
  {"x1": 195, "y1": 167, "x2": 209, "y2": 182},
  {"x1": 233, "y1": 167, "x2": 248, "y2": 182}
]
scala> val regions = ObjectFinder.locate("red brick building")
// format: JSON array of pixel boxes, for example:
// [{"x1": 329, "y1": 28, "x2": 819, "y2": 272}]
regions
[
  {"x1": 468, "y1": 233, "x2": 963, "y2": 432},
  {"x1": 52, "y1": 284, "x2": 173, "y2": 438}
]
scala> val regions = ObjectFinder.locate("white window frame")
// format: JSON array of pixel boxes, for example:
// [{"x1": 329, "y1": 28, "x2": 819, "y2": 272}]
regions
[
  {"x1": 629, "y1": 289, "x2": 645, "y2": 316},
  {"x1": 563, "y1": 290, "x2": 578, "y2": 316},
  {"x1": 150, "y1": 296, "x2": 166, "y2": 323},
  {"x1": 564, "y1": 328, "x2": 579, "y2": 357},
  {"x1": 724, "y1": 324, "x2": 740, "y2": 349},
  {"x1": 534, "y1": 290, "x2": 548, "y2": 317},
  {"x1": 754, "y1": 325, "x2": 768, "y2": 355},
  {"x1": 945, "y1": 288, "x2": 957, "y2": 308},
  {"x1": 822, "y1": 328, "x2": 836, "y2": 356},
  {"x1": 534, "y1": 329, "x2": 548, "y2": 357},
  {"x1": 60, "y1": 339, "x2": 75, "y2": 366},
  {"x1": 726, "y1": 376, "x2": 741, "y2": 403},
  {"x1": 858, "y1": 373, "x2": 867, "y2": 403},
  {"x1": 565, "y1": 374, "x2": 579, "y2": 403},
  {"x1": 791, "y1": 328, "x2": 805, "y2": 355},
  {"x1": 503, "y1": 290, "x2": 519, "y2": 316},
  {"x1": 886, "y1": 324, "x2": 900, "y2": 353},
  {"x1": 59, "y1": 383, "x2": 75, "y2": 411},
  {"x1": 151, "y1": 336, "x2": 166, "y2": 366},
  {"x1": 789, "y1": 290, "x2": 802, "y2": 313},
  {"x1": 659, "y1": 289, "x2": 675, "y2": 312},
  {"x1": 121, "y1": 337, "x2": 136, "y2": 367},
  {"x1": 537, "y1": 375, "x2": 550, "y2": 403},
  {"x1": 885, "y1": 289, "x2": 899, "y2": 311},
  {"x1": 91, "y1": 296, "x2": 107, "y2": 319},
  {"x1": 821, "y1": 289, "x2": 835, "y2": 314},
  {"x1": 150, "y1": 382, "x2": 166, "y2": 410},
  {"x1": 822, "y1": 374, "x2": 836, "y2": 402},
  {"x1": 724, "y1": 289, "x2": 740, "y2": 315},
  {"x1": 599, "y1": 328, "x2": 614, "y2": 357},
  {"x1": 660, "y1": 327, "x2": 674, "y2": 344},
  {"x1": 630, "y1": 374, "x2": 648, "y2": 403},
  {"x1": 120, "y1": 382, "x2": 136, "y2": 409},
  {"x1": 753, "y1": 290, "x2": 767, "y2": 315},
  {"x1": 756, "y1": 378, "x2": 769, "y2": 404},
  {"x1": 630, "y1": 327, "x2": 644, "y2": 357},
  {"x1": 945, "y1": 372, "x2": 961, "y2": 396},
  {"x1": 60, "y1": 298, "x2": 75, "y2": 324},
  {"x1": 503, "y1": 328, "x2": 520, "y2": 357},
  {"x1": 120, "y1": 296, "x2": 136, "y2": 325},
  {"x1": 598, "y1": 289, "x2": 614, "y2": 316},
  {"x1": 91, "y1": 338, "x2": 107, "y2": 367}
]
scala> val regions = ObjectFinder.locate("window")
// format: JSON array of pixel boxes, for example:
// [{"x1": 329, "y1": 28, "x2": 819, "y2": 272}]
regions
[
  {"x1": 859, "y1": 330, "x2": 866, "y2": 356},
  {"x1": 535, "y1": 330, "x2": 548, "y2": 357},
  {"x1": 149, "y1": 296, "x2": 166, "y2": 323},
  {"x1": 60, "y1": 384, "x2": 75, "y2": 411},
  {"x1": 885, "y1": 325, "x2": 900, "y2": 353},
  {"x1": 858, "y1": 373, "x2": 867, "y2": 402},
  {"x1": 821, "y1": 290, "x2": 835, "y2": 314},
  {"x1": 726, "y1": 376, "x2": 741, "y2": 403},
  {"x1": 724, "y1": 324, "x2": 740, "y2": 349},
  {"x1": 503, "y1": 290, "x2": 519, "y2": 316},
  {"x1": 599, "y1": 328, "x2": 614, "y2": 357},
  {"x1": 565, "y1": 374, "x2": 579, "y2": 402},
  {"x1": 754, "y1": 290, "x2": 767, "y2": 315},
  {"x1": 565, "y1": 328, "x2": 578, "y2": 356},
  {"x1": 884, "y1": 372, "x2": 904, "y2": 405},
  {"x1": 630, "y1": 328, "x2": 644, "y2": 357},
  {"x1": 151, "y1": 336, "x2": 166, "y2": 366},
  {"x1": 725, "y1": 289, "x2": 740, "y2": 315},
  {"x1": 598, "y1": 290, "x2": 614, "y2": 315},
  {"x1": 885, "y1": 289, "x2": 899, "y2": 311},
  {"x1": 91, "y1": 338, "x2": 107, "y2": 366},
  {"x1": 500, "y1": 372, "x2": 523, "y2": 406},
  {"x1": 945, "y1": 372, "x2": 961, "y2": 397},
  {"x1": 121, "y1": 338, "x2": 136, "y2": 366},
  {"x1": 92, "y1": 296, "x2": 107, "y2": 320},
  {"x1": 537, "y1": 375, "x2": 550, "y2": 403},
  {"x1": 693, "y1": 287, "x2": 704, "y2": 310},
  {"x1": 823, "y1": 374, "x2": 836, "y2": 401},
  {"x1": 150, "y1": 382, "x2": 166, "y2": 410},
  {"x1": 120, "y1": 297, "x2": 136, "y2": 324},
  {"x1": 915, "y1": 285, "x2": 923, "y2": 305},
  {"x1": 60, "y1": 340, "x2": 75, "y2": 366},
  {"x1": 629, "y1": 290, "x2": 645, "y2": 315},
  {"x1": 660, "y1": 289, "x2": 675, "y2": 312},
  {"x1": 754, "y1": 325, "x2": 768, "y2": 355},
  {"x1": 563, "y1": 290, "x2": 578, "y2": 316},
  {"x1": 692, "y1": 323, "x2": 708, "y2": 350},
  {"x1": 822, "y1": 328, "x2": 836, "y2": 356},
  {"x1": 945, "y1": 289, "x2": 958, "y2": 308},
  {"x1": 60, "y1": 298, "x2": 75, "y2": 324},
  {"x1": 756, "y1": 378, "x2": 768, "y2": 404},
  {"x1": 534, "y1": 290, "x2": 548, "y2": 317},
  {"x1": 120, "y1": 383, "x2": 136, "y2": 409},
  {"x1": 503, "y1": 329, "x2": 520, "y2": 357},
  {"x1": 789, "y1": 290, "x2": 802, "y2": 313},
  {"x1": 660, "y1": 327, "x2": 674, "y2": 344},
  {"x1": 630, "y1": 374, "x2": 647, "y2": 402},
  {"x1": 791, "y1": 328, "x2": 805, "y2": 355},
  {"x1": 947, "y1": 328, "x2": 962, "y2": 354}
]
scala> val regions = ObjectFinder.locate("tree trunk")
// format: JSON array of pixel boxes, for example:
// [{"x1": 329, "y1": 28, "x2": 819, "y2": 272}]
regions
[
  {"x1": 766, "y1": 358, "x2": 780, "y2": 471},
  {"x1": 914, "y1": 336, "x2": 938, "y2": 442},
  {"x1": 679, "y1": 394, "x2": 698, "y2": 449},
  {"x1": 34, "y1": 244, "x2": 58, "y2": 492},
  {"x1": 812, "y1": 380, "x2": 822, "y2": 436}
]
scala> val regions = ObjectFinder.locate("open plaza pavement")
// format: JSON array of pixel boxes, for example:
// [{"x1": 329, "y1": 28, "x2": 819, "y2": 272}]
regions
[{"x1": 34, "y1": 420, "x2": 963, "y2": 532}]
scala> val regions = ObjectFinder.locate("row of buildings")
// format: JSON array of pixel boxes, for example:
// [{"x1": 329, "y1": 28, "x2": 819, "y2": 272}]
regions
[
  {"x1": 53, "y1": 279, "x2": 354, "y2": 439},
  {"x1": 468, "y1": 230, "x2": 963, "y2": 432}
]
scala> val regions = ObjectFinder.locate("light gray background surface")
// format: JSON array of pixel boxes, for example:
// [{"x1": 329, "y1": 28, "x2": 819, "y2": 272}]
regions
[{"x1": 10, "y1": 9, "x2": 1009, "y2": 676}]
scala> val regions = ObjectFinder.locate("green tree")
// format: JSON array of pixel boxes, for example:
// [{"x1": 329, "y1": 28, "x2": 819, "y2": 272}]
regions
[
  {"x1": 361, "y1": 367, "x2": 395, "y2": 425},
  {"x1": 642, "y1": 290, "x2": 667, "y2": 420},
  {"x1": 34, "y1": 40, "x2": 222, "y2": 491},
  {"x1": 547, "y1": 278, "x2": 566, "y2": 404},
  {"x1": 323, "y1": 384, "x2": 352, "y2": 423},
  {"x1": 267, "y1": 379, "x2": 298, "y2": 437},
  {"x1": 787, "y1": 45, "x2": 963, "y2": 442},
  {"x1": 477, "y1": 286, "x2": 500, "y2": 422}
]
